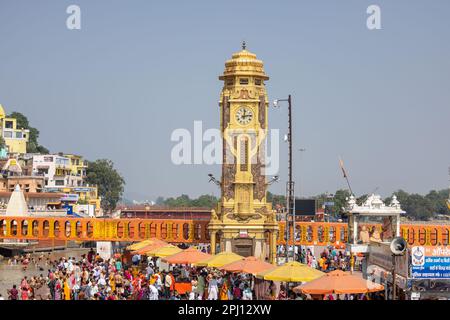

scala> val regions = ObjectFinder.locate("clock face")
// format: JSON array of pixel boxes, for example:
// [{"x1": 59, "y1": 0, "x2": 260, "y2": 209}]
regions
[{"x1": 235, "y1": 107, "x2": 253, "y2": 125}]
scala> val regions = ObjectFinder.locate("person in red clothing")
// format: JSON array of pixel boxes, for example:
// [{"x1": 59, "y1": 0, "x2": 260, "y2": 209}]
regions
[
  {"x1": 277, "y1": 284, "x2": 287, "y2": 300},
  {"x1": 169, "y1": 272, "x2": 176, "y2": 295}
]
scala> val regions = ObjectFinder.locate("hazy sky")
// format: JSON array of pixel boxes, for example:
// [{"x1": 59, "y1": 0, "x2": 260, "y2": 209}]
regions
[{"x1": 1, "y1": 0, "x2": 449, "y2": 201}]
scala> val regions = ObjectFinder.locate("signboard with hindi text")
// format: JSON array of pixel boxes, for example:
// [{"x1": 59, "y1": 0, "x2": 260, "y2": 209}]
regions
[{"x1": 411, "y1": 246, "x2": 450, "y2": 279}]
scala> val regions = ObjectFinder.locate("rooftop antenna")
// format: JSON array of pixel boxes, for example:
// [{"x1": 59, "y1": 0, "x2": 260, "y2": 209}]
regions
[{"x1": 338, "y1": 156, "x2": 354, "y2": 196}]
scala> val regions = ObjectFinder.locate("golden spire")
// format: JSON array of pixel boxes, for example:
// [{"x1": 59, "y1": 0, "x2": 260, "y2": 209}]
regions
[{"x1": 219, "y1": 43, "x2": 269, "y2": 81}]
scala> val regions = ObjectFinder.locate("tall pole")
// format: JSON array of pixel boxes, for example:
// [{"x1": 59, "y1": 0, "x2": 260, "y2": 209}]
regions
[
  {"x1": 276, "y1": 95, "x2": 294, "y2": 263},
  {"x1": 287, "y1": 95, "x2": 295, "y2": 261},
  {"x1": 288, "y1": 95, "x2": 295, "y2": 261},
  {"x1": 392, "y1": 254, "x2": 397, "y2": 300}
]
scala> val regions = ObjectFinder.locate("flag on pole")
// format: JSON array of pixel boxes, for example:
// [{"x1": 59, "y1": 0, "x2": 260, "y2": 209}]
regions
[{"x1": 339, "y1": 157, "x2": 347, "y2": 178}]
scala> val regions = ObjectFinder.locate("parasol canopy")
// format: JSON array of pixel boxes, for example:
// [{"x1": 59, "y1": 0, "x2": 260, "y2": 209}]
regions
[
  {"x1": 162, "y1": 247, "x2": 212, "y2": 265},
  {"x1": 145, "y1": 244, "x2": 183, "y2": 258},
  {"x1": 256, "y1": 261, "x2": 324, "y2": 282},
  {"x1": 293, "y1": 270, "x2": 385, "y2": 295},
  {"x1": 131, "y1": 239, "x2": 169, "y2": 255},
  {"x1": 127, "y1": 239, "x2": 158, "y2": 251},
  {"x1": 220, "y1": 256, "x2": 276, "y2": 275},
  {"x1": 194, "y1": 251, "x2": 244, "y2": 268}
]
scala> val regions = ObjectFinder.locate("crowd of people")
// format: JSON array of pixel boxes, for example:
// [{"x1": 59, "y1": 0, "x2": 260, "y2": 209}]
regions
[
  {"x1": 301, "y1": 247, "x2": 357, "y2": 272},
  {"x1": 3, "y1": 245, "x2": 374, "y2": 301},
  {"x1": 4, "y1": 248, "x2": 258, "y2": 300}
]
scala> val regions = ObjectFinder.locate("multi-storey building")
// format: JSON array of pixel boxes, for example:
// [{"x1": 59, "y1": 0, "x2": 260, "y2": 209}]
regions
[
  {"x1": 64, "y1": 154, "x2": 88, "y2": 185},
  {"x1": 0, "y1": 104, "x2": 30, "y2": 154},
  {"x1": 31, "y1": 154, "x2": 78, "y2": 187},
  {"x1": 0, "y1": 158, "x2": 45, "y2": 193}
]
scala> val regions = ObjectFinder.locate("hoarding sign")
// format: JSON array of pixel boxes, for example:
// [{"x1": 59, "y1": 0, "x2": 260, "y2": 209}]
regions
[
  {"x1": 61, "y1": 194, "x2": 79, "y2": 202},
  {"x1": 96, "y1": 241, "x2": 112, "y2": 260},
  {"x1": 411, "y1": 246, "x2": 450, "y2": 279}
]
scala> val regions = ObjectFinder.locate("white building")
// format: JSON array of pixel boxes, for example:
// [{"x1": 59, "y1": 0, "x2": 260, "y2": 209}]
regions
[{"x1": 31, "y1": 154, "x2": 82, "y2": 188}]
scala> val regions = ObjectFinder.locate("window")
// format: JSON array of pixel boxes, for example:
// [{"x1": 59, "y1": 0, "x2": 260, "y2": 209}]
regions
[
  {"x1": 3, "y1": 131, "x2": 12, "y2": 138},
  {"x1": 5, "y1": 121, "x2": 13, "y2": 129},
  {"x1": 55, "y1": 180, "x2": 64, "y2": 186},
  {"x1": 239, "y1": 78, "x2": 249, "y2": 85},
  {"x1": 255, "y1": 78, "x2": 262, "y2": 85},
  {"x1": 37, "y1": 168, "x2": 48, "y2": 175},
  {"x1": 44, "y1": 156, "x2": 53, "y2": 162},
  {"x1": 240, "y1": 137, "x2": 249, "y2": 171},
  {"x1": 226, "y1": 79, "x2": 234, "y2": 86},
  {"x1": 15, "y1": 132, "x2": 23, "y2": 139}
]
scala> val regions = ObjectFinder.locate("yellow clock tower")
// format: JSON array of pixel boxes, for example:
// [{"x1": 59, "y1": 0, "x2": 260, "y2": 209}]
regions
[{"x1": 208, "y1": 43, "x2": 279, "y2": 263}]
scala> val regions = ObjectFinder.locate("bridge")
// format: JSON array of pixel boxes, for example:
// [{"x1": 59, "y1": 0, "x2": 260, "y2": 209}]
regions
[{"x1": 1, "y1": 216, "x2": 449, "y2": 247}]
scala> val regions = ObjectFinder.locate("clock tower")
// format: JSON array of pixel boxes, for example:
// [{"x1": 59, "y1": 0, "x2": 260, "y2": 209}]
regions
[{"x1": 208, "y1": 43, "x2": 278, "y2": 263}]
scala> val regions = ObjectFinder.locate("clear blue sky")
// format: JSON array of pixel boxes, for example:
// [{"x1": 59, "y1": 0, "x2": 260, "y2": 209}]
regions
[{"x1": 1, "y1": 0, "x2": 449, "y2": 201}]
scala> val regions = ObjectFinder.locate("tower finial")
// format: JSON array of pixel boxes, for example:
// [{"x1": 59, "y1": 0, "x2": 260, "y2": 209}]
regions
[{"x1": 242, "y1": 40, "x2": 246, "y2": 50}]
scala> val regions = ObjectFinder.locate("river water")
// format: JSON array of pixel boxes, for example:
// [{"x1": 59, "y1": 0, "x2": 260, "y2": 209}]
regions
[{"x1": 0, "y1": 248, "x2": 89, "y2": 298}]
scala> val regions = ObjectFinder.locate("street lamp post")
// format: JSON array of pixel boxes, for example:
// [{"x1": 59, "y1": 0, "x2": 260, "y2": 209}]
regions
[{"x1": 273, "y1": 95, "x2": 294, "y2": 262}]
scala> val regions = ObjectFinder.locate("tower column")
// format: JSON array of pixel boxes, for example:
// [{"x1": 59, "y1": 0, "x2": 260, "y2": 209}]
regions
[
  {"x1": 210, "y1": 231, "x2": 216, "y2": 255},
  {"x1": 270, "y1": 230, "x2": 277, "y2": 264}
]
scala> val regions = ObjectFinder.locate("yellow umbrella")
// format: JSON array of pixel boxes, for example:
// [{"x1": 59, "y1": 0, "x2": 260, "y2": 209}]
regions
[
  {"x1": 256, "y1": 261, "x2": 324, "y2": 282},
  {"x1": 127, "y1": 239, "x2": 158, "y2": 251},
  {"x1": 145, "y1": 245, "x2": 183, "y2": 258},
  {"x1": 194, "y1": 251, "x2": 244, "y2": 268}
]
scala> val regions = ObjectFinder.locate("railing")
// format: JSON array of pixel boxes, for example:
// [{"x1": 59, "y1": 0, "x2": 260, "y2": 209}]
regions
[{"x1": 0, "y1": 216, "x2": 449, "y2": 246}]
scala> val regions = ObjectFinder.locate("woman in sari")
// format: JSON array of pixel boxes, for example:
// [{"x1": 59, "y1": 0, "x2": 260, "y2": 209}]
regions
[
  {"x1": 219, "y1": 279, "x2": 229, "y2": 300},
  {"x1": 109, "y1": 272, "x2": 116, "y2": 293},
  {"x1": 54, "y1": 278, "x2": 62, "y2": 300},
  {"x1": 64, "y1": 277, "x2": 71, "y2": 300}
]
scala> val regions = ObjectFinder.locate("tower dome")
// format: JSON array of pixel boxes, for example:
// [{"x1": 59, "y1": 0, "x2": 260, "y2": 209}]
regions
[{"x1": 219, "y1": 42, "x2": 269, "y2": 81}]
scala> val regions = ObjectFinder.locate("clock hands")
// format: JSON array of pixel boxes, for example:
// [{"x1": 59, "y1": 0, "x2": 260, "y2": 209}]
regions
[{"x1": 237, "y1": 108, "x2": 252, "y2": 124}]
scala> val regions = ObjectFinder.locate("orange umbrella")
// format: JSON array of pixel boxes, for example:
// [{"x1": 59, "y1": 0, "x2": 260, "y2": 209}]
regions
[
  {"x1": 132, "y1": 239, "x2": 168, "y2": 255},
  {"x1": 293, "y1": 270, "x2": 384, "y2": 295},
  {"x1": 162, "y1": 247, "x2": 212, "y2": 265},
  {"x1": 220, "y1": 256, "x2": 276, "y2": 275}
]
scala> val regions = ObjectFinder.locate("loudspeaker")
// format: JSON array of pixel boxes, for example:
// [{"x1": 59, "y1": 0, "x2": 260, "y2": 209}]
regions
[{"x1": 390, "y1": 237, "x2": 407, "y2": 255}]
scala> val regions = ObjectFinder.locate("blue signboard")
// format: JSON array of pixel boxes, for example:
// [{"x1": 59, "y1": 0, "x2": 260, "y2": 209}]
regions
[{"x1": 411, "y1": 246, "x2": 450, "y2": 279}]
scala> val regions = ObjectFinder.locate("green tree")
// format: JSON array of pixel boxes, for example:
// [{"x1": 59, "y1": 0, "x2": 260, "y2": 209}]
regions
[
  {"x1": 86, "y1": 159, "x2": 125, "y2": 213},
  {"x1": 154, "y1": 194, "x2": 218, "y2": 208},
  {"x1": 390, "y1": 189, "x2": 436, "y2": 220},
  {"x1": 332, "y1": 189, "x2": 352, "y2": 218},
  {"x1": 267, "y1": 191, "x2": 286, "y2": 208},
  {"x1": 425, "y1": 189, "x2": 449, "y2": 216},
  {"x1": 155, "y1": 196, "x2": 165, "y2": 205},
  {"x1": 8, "y1": 112, "x2": 49, "y2": 153},
  {"x1": 191, "y1": 194, "x2": 218, "y2": 208}
]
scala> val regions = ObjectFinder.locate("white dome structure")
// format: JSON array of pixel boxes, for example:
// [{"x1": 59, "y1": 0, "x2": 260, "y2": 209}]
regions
[{"x1": 5, "y1": 184, "x2": 29, "y2": 216}]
